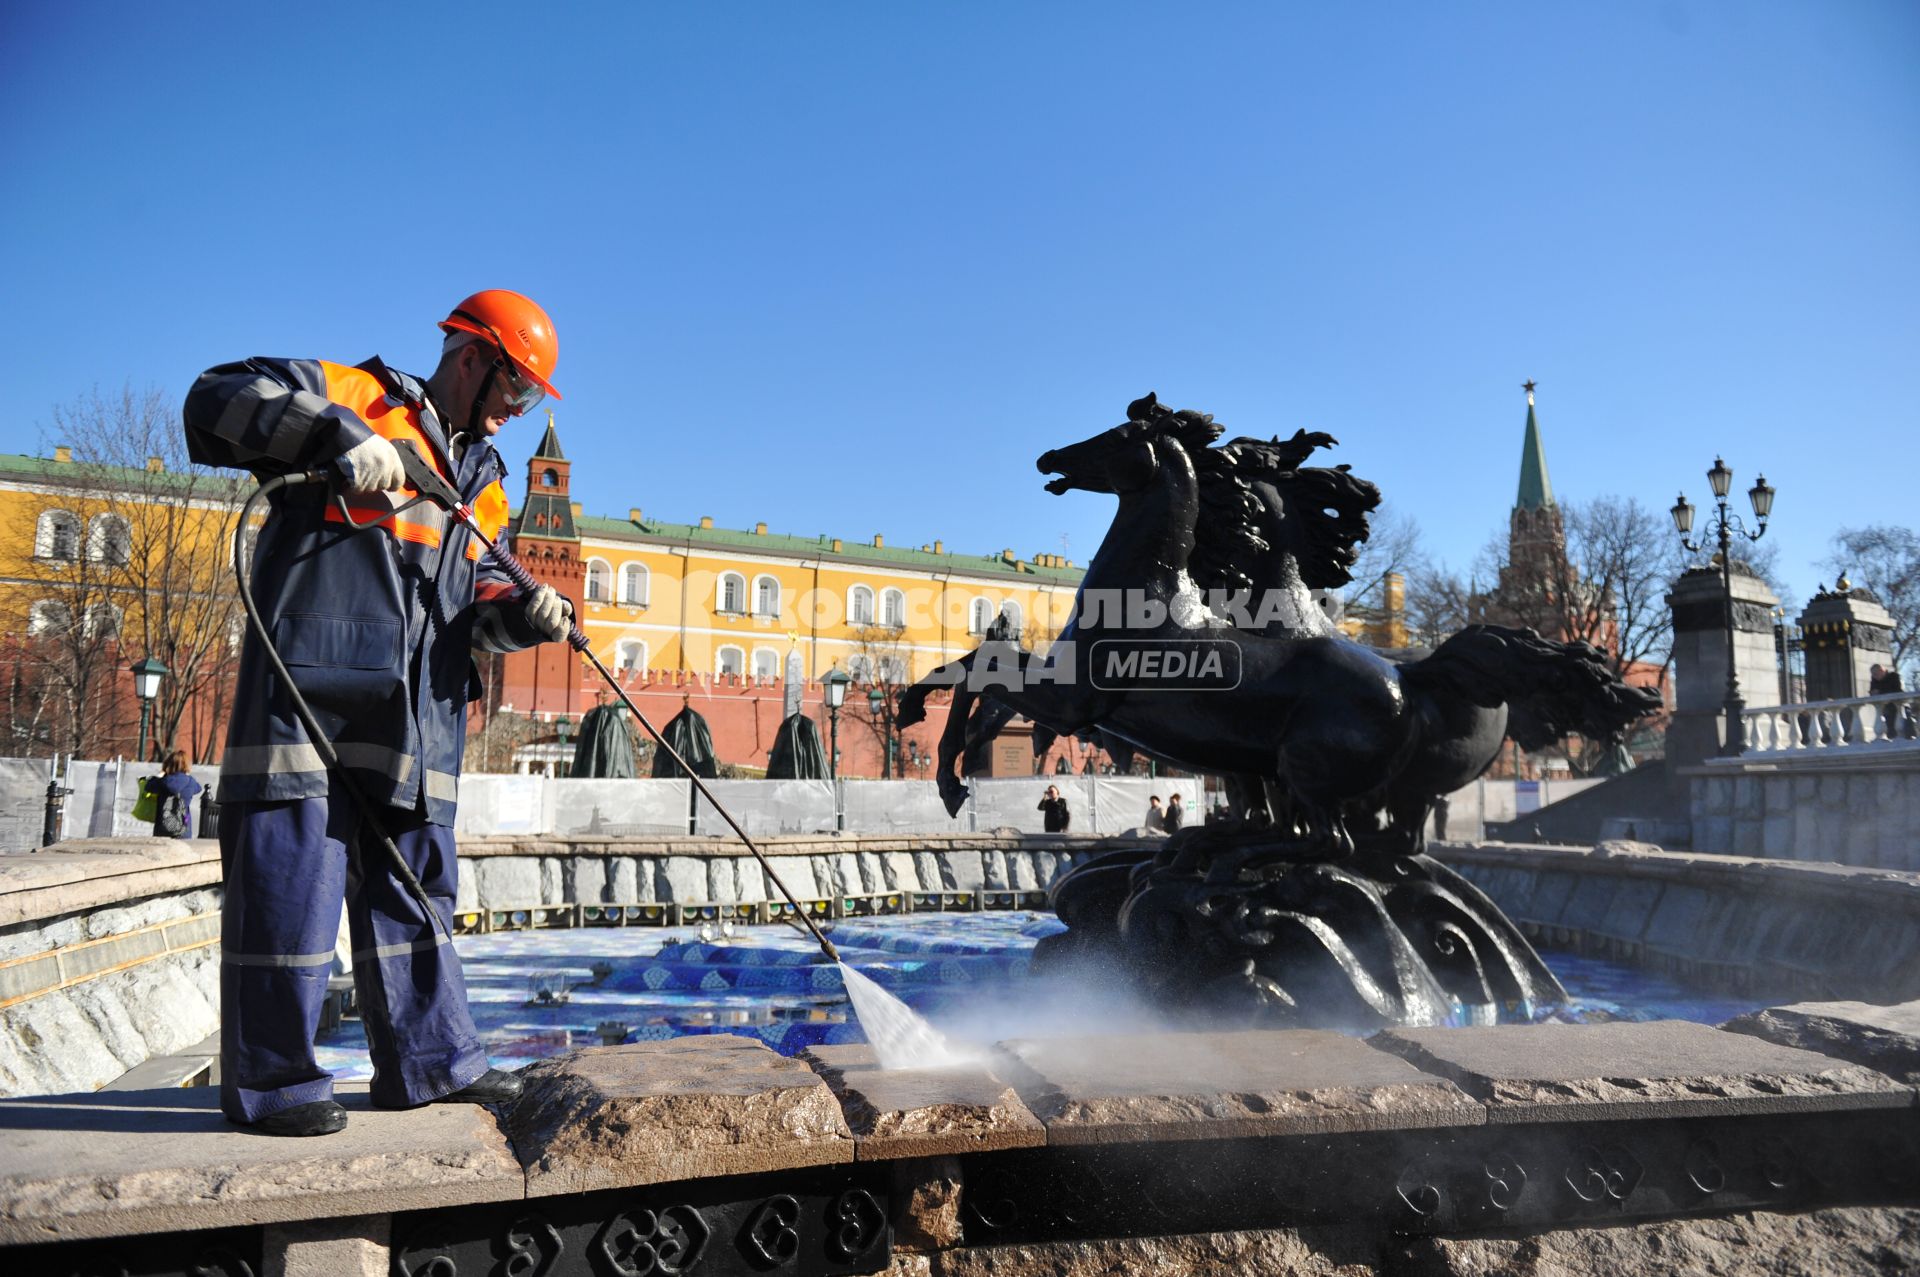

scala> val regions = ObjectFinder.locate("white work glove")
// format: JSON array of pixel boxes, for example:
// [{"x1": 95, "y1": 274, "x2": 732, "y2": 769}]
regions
[
  {"x1": 335, "y1": 435, "x2": 405, "y2": 494},
  {"x1": 525, "y1": 586, "x2": 574, "y2": 643}
]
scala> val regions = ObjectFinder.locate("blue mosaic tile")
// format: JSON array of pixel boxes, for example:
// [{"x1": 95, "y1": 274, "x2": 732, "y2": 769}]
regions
[{"x1": 309, "y1": 912, "x2": 1768, "y2": 1083}]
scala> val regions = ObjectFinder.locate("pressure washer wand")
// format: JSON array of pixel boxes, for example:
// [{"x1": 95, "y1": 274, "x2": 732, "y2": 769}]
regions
[{"x1": 391, "y1": 444, "x2": 842, "y2": 964}]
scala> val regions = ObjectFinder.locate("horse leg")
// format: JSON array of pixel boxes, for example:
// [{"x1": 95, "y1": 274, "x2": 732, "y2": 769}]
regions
[
  {"x1": 963, "y1": 699, "x2": 1020, "y2": 774},
  {"x1": 898, "y1": 651, "x2": 976, "y2": 730},
  {"x1": 933, "y1": 677, "x2": 977, "y2": 818}
]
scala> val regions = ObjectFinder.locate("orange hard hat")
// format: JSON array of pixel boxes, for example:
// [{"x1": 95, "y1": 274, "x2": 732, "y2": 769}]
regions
[{"x1": 439, "y1": 289, "x2": 562, "y2": 400}]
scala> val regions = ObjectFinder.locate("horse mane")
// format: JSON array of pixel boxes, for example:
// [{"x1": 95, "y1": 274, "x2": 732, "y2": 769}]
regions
[
  {"x1": 1128, "y1": 391, "x2": 1224, "y2": 454},
  {"x1": 1259, "y1": 461, "x2": 1382, "y2": 589},
  {"x1": 1187, "y1": 433, "x2": 1382, "y2": 593},
  {"x1": 1121, "y1": 394, "x2": 1383, "y2": 593}
]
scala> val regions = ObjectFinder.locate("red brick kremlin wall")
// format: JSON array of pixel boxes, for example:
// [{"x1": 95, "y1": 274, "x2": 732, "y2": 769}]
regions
[{"x1": 473, "y1": 666, "x2": 1097, "y2": 780}]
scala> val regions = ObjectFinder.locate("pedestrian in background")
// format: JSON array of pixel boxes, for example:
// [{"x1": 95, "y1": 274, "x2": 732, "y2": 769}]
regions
[
  {"x1": 1038, "y1": 784, "x2": 1071, "y2": 833},
  {"x1": 1164, "y1": 792, "x2": 1185, "y2": 832},
  {"x1": 148, "y1": 750, "x2": 204, "y2": 839},
  {"x1": 1143, "y1": 795, "x2": 1165, "y2": 833}
]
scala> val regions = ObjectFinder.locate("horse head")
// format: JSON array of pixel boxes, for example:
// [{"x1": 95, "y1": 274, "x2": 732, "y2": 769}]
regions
[{"x1": 1035, "y1": 392, "x2": 1224, "y2": 497}]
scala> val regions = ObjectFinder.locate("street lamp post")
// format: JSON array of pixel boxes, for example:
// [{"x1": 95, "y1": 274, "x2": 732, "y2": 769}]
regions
[
  {"x1": 130, "y1": 656, "x2": 167, "y2": 762},
  {"x1": 1671, "y1": 458, "x2": 1775, "y2": 757},
  {"x1": 823, "y1": 668, "x2": 850, "y2": 831}
]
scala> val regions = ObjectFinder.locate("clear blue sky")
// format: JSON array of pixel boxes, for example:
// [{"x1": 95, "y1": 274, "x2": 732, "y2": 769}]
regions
[{"x1": 3, "y1": 2, "x2": 1914, "y2": 610}]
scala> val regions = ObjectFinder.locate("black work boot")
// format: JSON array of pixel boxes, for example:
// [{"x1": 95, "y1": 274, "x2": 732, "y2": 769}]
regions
[
  {"x1": 434, "y1": 1068, "x2": 523, "y2": 1106},
  {"x1": 253, "y1": 1100, "x2": 348, "y2": 1137}
]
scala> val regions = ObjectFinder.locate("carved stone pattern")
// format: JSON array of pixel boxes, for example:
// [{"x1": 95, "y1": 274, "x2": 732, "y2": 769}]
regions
[
  {"x1": 1852, "y1": 622, "x2": 1894, "y2": 652},
  {"x1": 500, "y1": 1215, "x2": 565, "y2": 1277},
  {"x1": 825, "y1": 1190, "x2": 887, "y2": 1262},
  {"x1": 744, "y1": 1195, "x2": 801, "y2": 1267},
  {"x1": 1672, "y1": 598, "x2": 1776, "y2": 634},
  {"x1": 1561, "y1": 1143, "x2": 1645, "y2": 1207},
  {"x1": 1685, "y1": 1138, "x2": 1727, "y2": 1195},
  {"x1": 593, "y1": 1205, "x2": 709, "y2": 1276}
]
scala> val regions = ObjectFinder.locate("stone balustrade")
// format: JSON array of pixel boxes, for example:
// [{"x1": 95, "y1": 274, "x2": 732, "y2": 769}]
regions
[{"x1": 1740, "y1": 691, "x2": 1920, "y2": 756}]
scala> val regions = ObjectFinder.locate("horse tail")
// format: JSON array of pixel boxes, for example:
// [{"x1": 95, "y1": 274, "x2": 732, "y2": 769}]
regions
[{"x1": 1401, "y1": 625, "x2": 1662, "y2": 750}]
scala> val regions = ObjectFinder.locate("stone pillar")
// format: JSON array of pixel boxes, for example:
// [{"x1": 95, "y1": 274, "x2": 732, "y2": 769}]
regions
[
  {"x1": 1798, "y1": 581, "x2": 1896, "y2": 702},
  {"x1": 1666, "y1": 562, "x2": 1780, "y2": 770}
]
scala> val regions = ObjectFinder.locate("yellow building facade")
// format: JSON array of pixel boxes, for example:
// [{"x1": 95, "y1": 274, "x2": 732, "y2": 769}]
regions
[{"x1": 567, "y1": 511, "x2": 1083, "y2": 686}]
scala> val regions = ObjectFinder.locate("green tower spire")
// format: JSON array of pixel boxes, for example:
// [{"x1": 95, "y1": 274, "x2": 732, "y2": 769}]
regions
[{"x1": 1515, "y1": 380, "x2": 1554, "y2": 511}]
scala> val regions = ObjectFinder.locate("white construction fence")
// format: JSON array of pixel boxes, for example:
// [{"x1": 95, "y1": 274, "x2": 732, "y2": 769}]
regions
[{"x1": 0, "y1": 755, "x2": 1600, "y2": 851}]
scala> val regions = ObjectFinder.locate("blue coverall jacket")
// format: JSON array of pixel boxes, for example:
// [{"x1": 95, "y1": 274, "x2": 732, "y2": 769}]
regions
[{"x1": 184, "y1": 355, "x2": 541, "y2": 824}]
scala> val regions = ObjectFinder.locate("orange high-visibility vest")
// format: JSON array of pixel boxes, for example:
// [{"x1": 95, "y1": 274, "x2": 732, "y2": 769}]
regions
[{"x1": 317, "y1": 362, "x2": 511, "y2": 558}]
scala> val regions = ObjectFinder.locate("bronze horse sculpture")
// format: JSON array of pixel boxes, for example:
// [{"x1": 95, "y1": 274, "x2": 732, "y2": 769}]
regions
[{"x1": 899, "y1": 394, "x2": 1661, "y2": 1026}]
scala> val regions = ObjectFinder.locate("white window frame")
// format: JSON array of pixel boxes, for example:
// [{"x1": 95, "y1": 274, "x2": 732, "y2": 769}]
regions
[
  {"x1": 847, "y1": 584, "x2": 875, "y2": 626},
  {"x1": 969, "y1": 597, "x2": 993, "y2": 635},
  {"x1": 846, "y1": 653, "x2": 874, "y2": 683},
  {"x1": 878, "y1": 655, "x2": 908, "y2": 685},
  {"x1": 1000, "y1": 599, "x2": 1024, "y2": 637},
  {"x1": 752, "y1": 574, "x2": 781, "y2": 619},
  {"x1": 619, "y1": 562, "x2": 650, "y2": 606},
  {"x1": 28, "y1": 600, "x2": 71, "y2": 635},
  {"x1": 718, "y1": 572, "x2": 747, "y2": 615},
  {"x1": 83, "y1": 602, "x2": 123, "y2": 638},
  {"x1": 751, "y1": 646, "x2": 781, "y2": 680},
  {"x1": 880, "y1": 588, "x2": 906, "y2": 629},
  {"x1": 617, "y1": 640, "x2": 648, "y2": 674},
  {"x1": 34, "y1": 510, "x2": 80, "y2": 562},
  {"x1": 584, "y1": 557, "x2": 612, "y2": 603},
  {"x1": 87, "y1": 513, "x2": 131, "y2": 566},
  {"x1": 715, "y1": 644, "x2": 746, "y2": 677}
]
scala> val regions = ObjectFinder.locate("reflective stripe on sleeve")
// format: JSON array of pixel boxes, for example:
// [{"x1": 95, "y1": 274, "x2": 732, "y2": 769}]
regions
[{"x1": 425, "y1": 770, "x2": 459, "y2": 803}]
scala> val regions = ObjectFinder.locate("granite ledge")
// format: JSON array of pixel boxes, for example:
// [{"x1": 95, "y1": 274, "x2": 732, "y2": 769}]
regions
[
  {"x1": 0, "y1": 1085, "x2": 523, "y2": 1244},
  {"x1": 506, "y1": 1036, "x2": 854, "y2": 1197},
  {"x1": 1373, "y1": 1019, "x2": 1915, "y2": 1124},
  {"x1": 1723, "y1": 999, "x2": 1920, "y2": 1086},
  {"x1": 992, "y1": 1029, "x2": 1483, "y2": 1146},
  {"x1": 800, "y1": 1044, "x2": 1045, "y2": 1160}
]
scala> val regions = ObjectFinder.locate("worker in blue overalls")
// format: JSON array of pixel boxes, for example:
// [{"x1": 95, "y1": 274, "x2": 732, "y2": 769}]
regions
[{"x1": 184, "y1": 291, "x2": 574, "y2": 1135}]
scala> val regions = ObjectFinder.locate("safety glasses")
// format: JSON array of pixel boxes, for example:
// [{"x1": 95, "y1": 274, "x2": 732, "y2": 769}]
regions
[{"x1": 491, "y1": 354, "x2": 546, "y2": 417}]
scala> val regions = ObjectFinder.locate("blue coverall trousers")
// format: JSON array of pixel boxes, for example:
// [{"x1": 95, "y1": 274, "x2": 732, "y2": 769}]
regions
[{"x1": 218, "y1": 794, "x2": 488, "y2": 1123}]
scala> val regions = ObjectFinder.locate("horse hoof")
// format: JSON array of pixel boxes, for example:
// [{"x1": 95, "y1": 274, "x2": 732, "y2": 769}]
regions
[{"x1": 938, "y1": 779, "x2": 969, "y2": 818}]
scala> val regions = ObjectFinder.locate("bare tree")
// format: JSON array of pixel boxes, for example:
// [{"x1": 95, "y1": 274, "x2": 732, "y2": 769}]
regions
[
  {"x1": 37, "y1": 385, "x2": 251, "y2": 761},
  {"x1": 1341, "y1": 502, "x2": 1426, "y2": 616},
  {"x1": 843, "y1": 623, "x2": 916, "y2": 777},
  {"x1": 1403, "y1": 564, "x2": 1473, "y2": 650},
  {"x1": 1825, "y1": 525, "x2": 1920, "y2": 677},
  {"x1": 1476, "y1": 496, "x2": 1690, "y2": 682},
  {"x1": 2, "y1": 504, "x2": 127, "y2": 757}
]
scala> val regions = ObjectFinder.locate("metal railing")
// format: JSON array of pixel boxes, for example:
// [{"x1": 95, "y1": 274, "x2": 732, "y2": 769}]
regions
[{"x1": 1740, "y1": 691, "x2": 1920, "y2": 756}]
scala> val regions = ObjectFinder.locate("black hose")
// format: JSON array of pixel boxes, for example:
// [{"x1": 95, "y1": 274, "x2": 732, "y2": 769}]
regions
[
  {"x1": 239, "y1": 452, "x2": 841, "y2": 966},
  {"x1": 233, "y1": 473, "x2": 451, "y2": 944}
]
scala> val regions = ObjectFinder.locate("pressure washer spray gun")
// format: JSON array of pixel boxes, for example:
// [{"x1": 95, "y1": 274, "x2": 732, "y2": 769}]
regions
[{"x1": 387, "y1": 442, "x2": 841, "y2": 963}]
